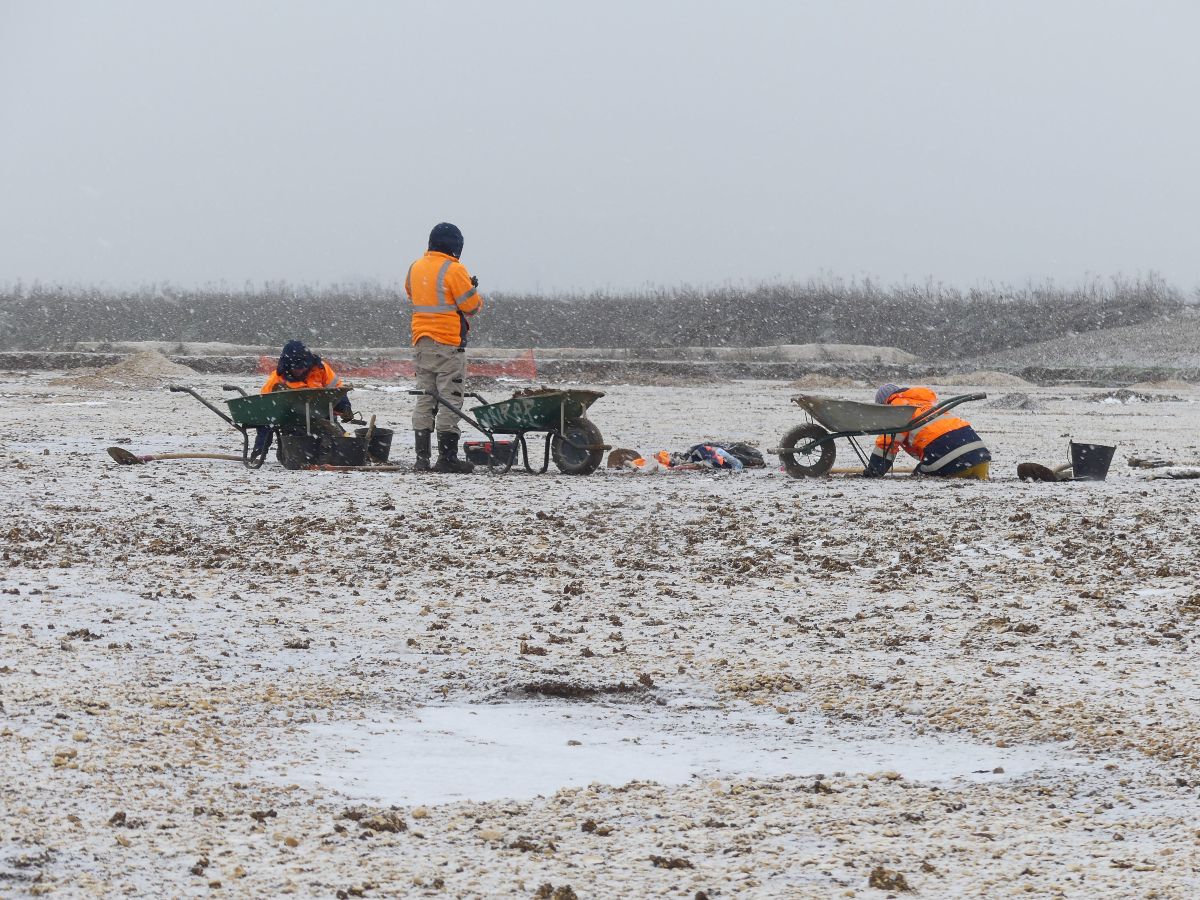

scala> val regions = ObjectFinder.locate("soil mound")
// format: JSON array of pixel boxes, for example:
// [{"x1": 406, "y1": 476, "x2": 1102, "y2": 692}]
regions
[
  {"x1": 941, "y1": 370, "x2": 1032, "y2": 387},
  {"x1": 1091, "y1": 388, "x2": 1182, "y2": 404},
  {"x1": 976, "y1": 313, "x2": 1200, "y2": 370},
  {"x1": 51, "y1": 351, "x2": 196, "y2": 390},
  {"x1": 987, "y1": 392, "x2": 1042, "y2": 411}
]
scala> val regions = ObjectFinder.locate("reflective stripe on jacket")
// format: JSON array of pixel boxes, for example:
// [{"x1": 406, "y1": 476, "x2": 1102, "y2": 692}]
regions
[
  {"x1": 406, "y1": 251, "x2": 483, "y2": 347},
  {"x1": 914, "y1": 426, "x2": 990, "y2": 475},
  {"x1": 260, "y1": 361, "x2": 341, "y2": 394},
  {"x1": 867, "y1": 387, "x2": 989, "y2": 477}
]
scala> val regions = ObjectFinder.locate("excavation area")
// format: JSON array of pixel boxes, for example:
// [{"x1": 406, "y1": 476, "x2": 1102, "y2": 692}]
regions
[{"x1": 2, "y1": 373, "x2": 1199, "y2": 897}]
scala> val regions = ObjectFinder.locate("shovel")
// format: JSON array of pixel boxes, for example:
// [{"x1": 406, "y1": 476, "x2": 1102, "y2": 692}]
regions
[{"x1": 106, "y1": 447, "x2": 245, "y2": 466}]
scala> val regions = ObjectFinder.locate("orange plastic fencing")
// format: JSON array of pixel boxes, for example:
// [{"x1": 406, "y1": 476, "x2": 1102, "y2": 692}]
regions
[{"x1": 256, "y1": 349, "x2": 537, "y2": 381}]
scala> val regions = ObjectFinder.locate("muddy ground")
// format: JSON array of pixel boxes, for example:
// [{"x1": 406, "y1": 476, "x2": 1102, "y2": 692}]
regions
[{"x1": 1, "y1": 374, "x2": 1199, "y2": 898}]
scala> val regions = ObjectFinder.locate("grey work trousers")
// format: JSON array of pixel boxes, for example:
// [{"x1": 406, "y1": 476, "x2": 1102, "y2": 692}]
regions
[{"x1": 412, "y1": 336, "x2": 467, "y2": 434}]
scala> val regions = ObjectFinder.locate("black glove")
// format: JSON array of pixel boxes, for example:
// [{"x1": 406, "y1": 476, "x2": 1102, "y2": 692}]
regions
[{"x1": 470, "y1": 275, "x2": 479, "y2": 288}]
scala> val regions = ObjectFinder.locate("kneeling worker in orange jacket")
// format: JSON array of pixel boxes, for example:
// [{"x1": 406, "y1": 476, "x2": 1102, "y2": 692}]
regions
[
  {"x1": 261, "y1": 339, "x2": 352, "y2": 420},
  {"x1": 406, "y1": 222, "x2": 484, "y2": 474},
  {"x1": 863, "y1": 384, "x2": 991, "y2": 479}
]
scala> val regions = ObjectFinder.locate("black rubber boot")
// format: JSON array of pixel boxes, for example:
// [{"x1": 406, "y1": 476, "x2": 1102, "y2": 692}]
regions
[
  {"x1": 413, "y1": 430, "x2": 432, "y2": 473},
  {"x1": 433, "y1": 431, "x2": 474, "y2": 474}
]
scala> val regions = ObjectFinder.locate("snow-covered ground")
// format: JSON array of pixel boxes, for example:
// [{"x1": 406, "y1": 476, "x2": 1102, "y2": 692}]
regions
[{"x1": 2, "y1": 373, "x2": 1199, "y2": 897}]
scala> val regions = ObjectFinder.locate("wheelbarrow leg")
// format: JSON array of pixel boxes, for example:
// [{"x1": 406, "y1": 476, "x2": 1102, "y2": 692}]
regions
[
  {"x1": 847, "y1": 436, "x2": 871, "y2": 468},
  {"x1": 515, "y1": 433, "x2": 550, "y2": 475},
  {"x1": 239, "y1": 426, "x2": 272, "y2": 470},
  {"x1": 520, "y1": 434, "x2": 535, "y2": 474}
]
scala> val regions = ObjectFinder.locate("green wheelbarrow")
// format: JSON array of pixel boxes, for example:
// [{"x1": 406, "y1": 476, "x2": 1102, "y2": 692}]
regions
[
  {"x1": 169, "y1": 383, "x2": 365, "y2": 469},
  {"x1": 412, "y1": 387, "x2": 610, "y2": 475}
]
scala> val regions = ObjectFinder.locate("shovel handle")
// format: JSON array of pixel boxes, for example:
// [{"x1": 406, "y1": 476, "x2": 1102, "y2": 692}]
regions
[{"x1": 828, "y1": 466, "x2": 915, "y2": 476}]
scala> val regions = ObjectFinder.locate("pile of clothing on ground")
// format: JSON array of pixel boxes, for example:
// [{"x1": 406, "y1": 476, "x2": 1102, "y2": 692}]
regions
[{"x1": 607, "y1": 442, "x2": 765, "y2": 473}]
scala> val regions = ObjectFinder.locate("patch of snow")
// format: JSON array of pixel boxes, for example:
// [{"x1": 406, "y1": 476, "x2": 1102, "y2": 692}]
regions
[{"x1": 275, "y1": 702, "x2": 1102, "y2": 805}]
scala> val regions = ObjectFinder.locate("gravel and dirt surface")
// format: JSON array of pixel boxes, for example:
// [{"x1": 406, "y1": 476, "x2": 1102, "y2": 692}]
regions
[{"x1": 2, "y1": 373, "x2": 1199, "y2": 898}]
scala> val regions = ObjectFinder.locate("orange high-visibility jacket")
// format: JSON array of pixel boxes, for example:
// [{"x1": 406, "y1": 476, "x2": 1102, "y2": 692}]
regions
[
  {"x1": 874, "y1": 387, "x2": 971, "y2": 459},
  {"x1": 406, "y1": 251, "x2": 483, "y2": 347},
  {"x1": 260, "y1": 361, "x2": 341, "y2": 395}
]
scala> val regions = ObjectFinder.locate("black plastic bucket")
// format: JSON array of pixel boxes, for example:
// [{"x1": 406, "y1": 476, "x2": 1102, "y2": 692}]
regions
[
  {"x1": 277, "y1": 433, "x2": 323, "y2": 470},
  {"x1": 355, "y1": 427, "x2": 393, "y2": 463},
  {"x1": 1069, "y1": 441, "x2": 1115, "y2": 481},
  {"x1": 322, "y1": 433, "x2": 368, "y2": 467}
]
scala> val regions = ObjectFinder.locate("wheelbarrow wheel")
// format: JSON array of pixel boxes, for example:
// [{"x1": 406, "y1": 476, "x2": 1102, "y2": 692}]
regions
[
  {"x1": 778, "y1": 423, "x2": 836, "y2": 478},
  {"x1": 551, "y1": 418, "x2": 604, "y2": 476}
]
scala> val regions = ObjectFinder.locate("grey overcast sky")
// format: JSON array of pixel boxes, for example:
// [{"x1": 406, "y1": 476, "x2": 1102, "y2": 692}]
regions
[{"x1": 1, "y1": 0, "x2": 1198, "y2": 292}]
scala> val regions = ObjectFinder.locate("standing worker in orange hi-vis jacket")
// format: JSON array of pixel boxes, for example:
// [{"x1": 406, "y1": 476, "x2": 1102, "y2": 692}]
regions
[{"x1": 406, "y1": 222, "x2": 484, "y2": 473}]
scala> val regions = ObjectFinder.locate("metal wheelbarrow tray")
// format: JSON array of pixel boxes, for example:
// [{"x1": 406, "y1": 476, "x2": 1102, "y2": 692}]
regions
[
  {"x1": 473, "y1": 389, "x2": 603, "y2": 431},
  {"x1": 225, "y1": 387, "x2": 351, "y2": 429},
  {"x1": 169, "y1": 384, "x2": 359, "y2": 469},
  {"x1": 412, "y1": 387, "x2": 609, "y2": 475},
  {"x1": 772, "y1": 391, "x2": 987, "y2": 477}
]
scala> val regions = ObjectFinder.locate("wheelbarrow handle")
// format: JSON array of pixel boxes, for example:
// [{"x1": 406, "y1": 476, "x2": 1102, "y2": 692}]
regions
[
  {"x1": 167, "y1": 384, "x2": 237, "y2": 429},
  {"x1": 407, "y1": 388, "x2": 490, "y2": 437},
  {"x1": 409, "y1": 388, "x2": 489, "y2": 405},
  {"x1": 907, "y1": 392, "x2": 989, "y2": 430},
  {"x1": 221, "y1": 384, "x2": 250, "y2": 397}
]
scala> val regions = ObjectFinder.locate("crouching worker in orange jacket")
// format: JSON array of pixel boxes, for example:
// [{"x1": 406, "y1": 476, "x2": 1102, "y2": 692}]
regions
[
  {"x1": 260, "y1": 340, "x2": 352, "y2": 419},
  {"x1": 252, "y1": 341, "x2": 352, "y2": 462},
  {"x1": 863, "y1": 384, "x2": 991, "y2": 480}
]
